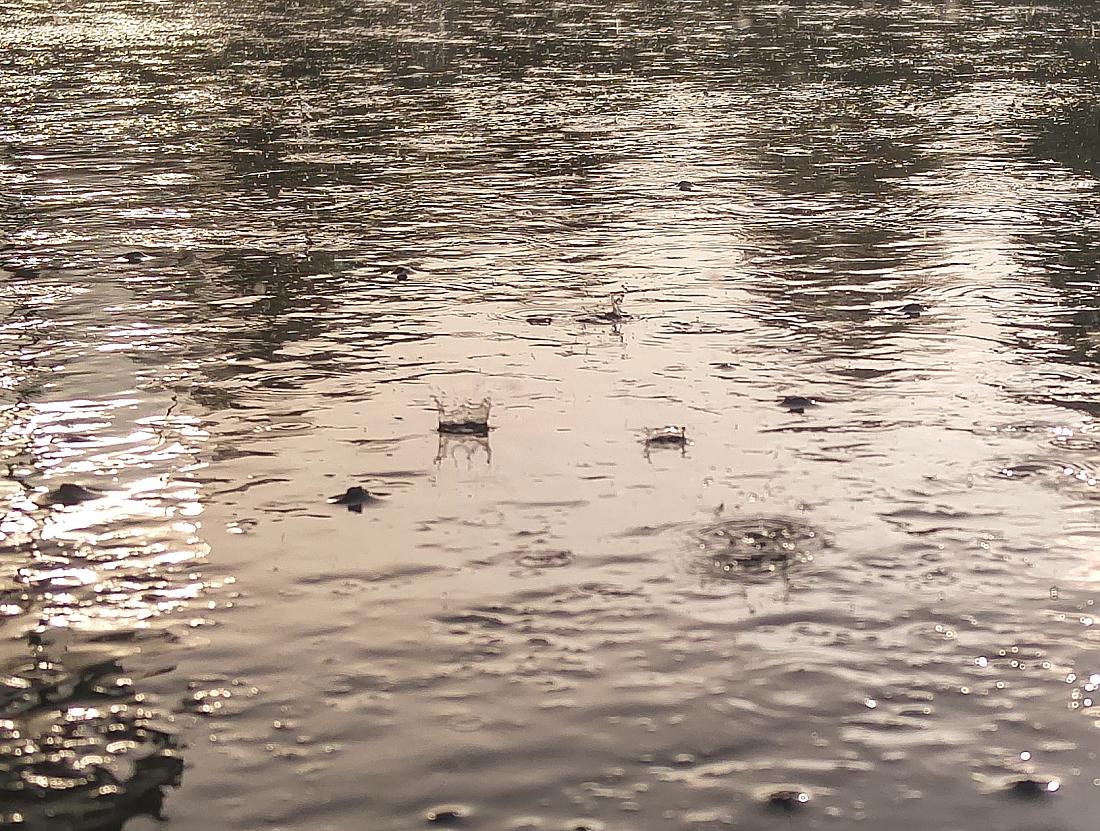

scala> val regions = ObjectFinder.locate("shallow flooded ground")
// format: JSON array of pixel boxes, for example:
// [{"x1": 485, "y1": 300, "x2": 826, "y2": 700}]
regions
[{"x1": 2, "y1": 0, "x2": 1100, "y2": 828}]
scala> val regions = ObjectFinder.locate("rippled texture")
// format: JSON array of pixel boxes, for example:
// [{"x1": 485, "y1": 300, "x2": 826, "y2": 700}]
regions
[{"x1": 2, "y1": 0, "x2": 1100, "y2": 828}]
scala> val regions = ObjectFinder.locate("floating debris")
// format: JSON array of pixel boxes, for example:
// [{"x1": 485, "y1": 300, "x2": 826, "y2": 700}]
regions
[
  {"x1": 40, "y1": 483, "x2": 102, "y2": 506},
  {"x1": 676, "y1": 180, "x2": 694, "y2": 191},
  {"x1": 780, "y1": 395, "x2": 817, "y2": 414},
  {"x1": 526, "y1": 315, "x2": 553, "y2": 326},
  {"x1": 691, "y1": 516, "x2": 825, "y2": 580},
  {"x1": 643, "y1": 425, "x2": 688, "y2": 448},
  {"x1": 901, "y1": 302, "x2": 926, "y2": 318},
  {"x1": 1007, "y1": 778, "x2": 1060, "y2": 799},
  {"x1": 765, "y1": 789, "x2": 811, "y2": 811},
  {"x1": 328, "y1": 486, "x2": 376, "y2": 512},
  {"x1": 436, "y1": 397, "x2": 491, "y2": 436}
]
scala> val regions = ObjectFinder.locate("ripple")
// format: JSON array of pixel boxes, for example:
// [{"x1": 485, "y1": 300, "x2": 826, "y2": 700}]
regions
[
  {"x1": 425, "y1": 804, "x2": 472, "y2": 824},
  {"x1": 688, "y1": 516, "x2": 826, "y2": 581},
  {"x1": 515, "y1": 550, "x2": 575, "y2": 570}
]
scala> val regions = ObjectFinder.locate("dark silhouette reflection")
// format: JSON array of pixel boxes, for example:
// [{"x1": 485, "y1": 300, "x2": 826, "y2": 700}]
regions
[
  {"x1": 1012, "y1": 101, "x2": 1100, "y2": 377},
  {"x1": 0, "y1": 517, "x2": 189, "y2": 830},
  {"x1": 1, "y1": 645, "x2": 183, "y2": 831},
  {"x1": 1033, "y1": 102, "x2": 1100, "y2": 177},
  {"x1": 0, "y1": 273, "x2": 193, "y2": 831}
]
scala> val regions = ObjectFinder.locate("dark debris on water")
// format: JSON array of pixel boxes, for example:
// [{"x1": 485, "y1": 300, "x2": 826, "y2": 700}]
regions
[
  {"x1": 116, "y1": 250, "x2": 150, "y2": 263},
  {"x1": 901, "y1": 302, "x2": 926, "y2": 318},
  {"x1": 328, "y1": 485, "x2": 378, "y2": 512},
  {"x1": 41, "y1": 482, "x2": 102, "y2": 506},
  {"x1": 765, "y1": 789, "x2": 811, "y2": 811},
  {"x1": 1007, "y1": 778, "x2": 1060, "y2": 799},
  {"x1": 780, "y1": 395, "x2": 818, "y2": 414}
]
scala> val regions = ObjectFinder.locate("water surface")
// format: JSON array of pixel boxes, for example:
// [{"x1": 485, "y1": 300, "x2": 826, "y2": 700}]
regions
[{"x1": 3, "y1": 0, "x2": 1100, "y2": 828}]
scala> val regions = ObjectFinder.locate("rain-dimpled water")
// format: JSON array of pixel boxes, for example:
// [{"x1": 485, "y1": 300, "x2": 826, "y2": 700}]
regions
[{"x1": 2, "y1": 0, "x2": 1100, "y2": 828}]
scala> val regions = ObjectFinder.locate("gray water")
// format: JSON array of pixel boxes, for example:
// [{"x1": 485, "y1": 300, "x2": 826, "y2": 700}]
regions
[{"x1": 3, "y1": 0, "x2": 1100, "y2": 828}]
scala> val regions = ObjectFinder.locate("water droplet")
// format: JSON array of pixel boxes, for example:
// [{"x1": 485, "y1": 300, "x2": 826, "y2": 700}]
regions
[{"x1": 436, "y1": 397, "x2": 492, "y2": 436}]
